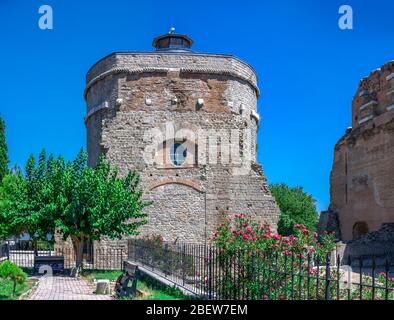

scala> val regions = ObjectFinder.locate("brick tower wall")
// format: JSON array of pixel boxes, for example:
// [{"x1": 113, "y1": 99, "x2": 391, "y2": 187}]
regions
[{"x1": 84, "y1": 52, "x2": 280, "y2": 244}]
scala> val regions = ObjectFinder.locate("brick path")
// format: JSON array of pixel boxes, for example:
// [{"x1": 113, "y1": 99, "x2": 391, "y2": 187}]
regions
[{"x1": 28, "y1": 276, "x2": 113, "y2": 300}]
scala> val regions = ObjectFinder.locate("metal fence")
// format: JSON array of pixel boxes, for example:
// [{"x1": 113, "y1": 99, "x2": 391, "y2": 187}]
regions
[
  {"x1": 3, "y1": 238, "x2": 394, "y2": 300},
  {"x1": 0, "y1": 242, "x2": 8, "y2": 261},
  {"x1": 3, "y1": 241, "x2": 125, "y2": 270},
  {"x1": 128, "y1": 239, "x2": 394, "y2": 300}
]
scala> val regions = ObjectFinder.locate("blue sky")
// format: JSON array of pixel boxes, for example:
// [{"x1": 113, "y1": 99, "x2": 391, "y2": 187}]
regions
[{"x1": 0, "y1": 0, "x2": 393, "y2": 211}]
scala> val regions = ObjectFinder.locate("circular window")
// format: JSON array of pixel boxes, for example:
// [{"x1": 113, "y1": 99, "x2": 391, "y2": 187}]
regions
[{"x1": 170, "y1": 143, "x2": 187, "y2": 166}]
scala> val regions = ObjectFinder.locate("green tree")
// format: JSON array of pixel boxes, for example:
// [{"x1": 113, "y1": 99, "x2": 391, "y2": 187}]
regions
[
  {"x1": 0, "y1": 174, "x2": 24, "y2": 240},
  {"x1": 54, "y1": 149, "x2": 149, "y2": 268},
  {"x1": 0, "y1": 148, "x2": 149, "y2": 267},
  {"x1": 0, "y1": 115, "x2": 9, "y2": 183},
  {"x1": 270, "y1": 183, "x2": 318, "y2": 236},
  {"x1": 0, "y1": 149, "x2": 58, "y2": 245},
  {"x1": 0, "y1": 261, "x2": 27, "y2": 297}
]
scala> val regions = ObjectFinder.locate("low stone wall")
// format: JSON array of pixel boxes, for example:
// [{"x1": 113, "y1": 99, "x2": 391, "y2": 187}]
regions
[{"x1": 341, "y1": 223, "x2": 394, "y2": 266}]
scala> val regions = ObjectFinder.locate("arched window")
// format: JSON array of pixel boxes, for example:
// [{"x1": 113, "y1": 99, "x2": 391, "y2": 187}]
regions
[{"x1": 170, "y1": 143, "x2": 187, "y2": 166}]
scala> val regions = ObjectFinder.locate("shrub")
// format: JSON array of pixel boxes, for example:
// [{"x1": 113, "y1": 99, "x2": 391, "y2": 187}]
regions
[
  {"x1": 270, "y1": 183, "x2": 318, "y2": 236},
  {"x1": 0, "y1": 260, "x2": 27, "y2": 297},
  {"x1": 210, "y1": 214, "x2": 336, "y2": 299}
]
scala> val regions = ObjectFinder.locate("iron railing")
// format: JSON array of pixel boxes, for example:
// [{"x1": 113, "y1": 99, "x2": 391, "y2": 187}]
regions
[
  {"x1": 3, "y1": 238, "x2": 394, "y2": 300},
  {"x1": 0, "y1": 242, "x2": 8, "y2": 261},
  {"x1": 3, "y1": 241, "x2": 125, "y2": 271},
  {"x1": 128, "y1": 239, "x2": 394, "y2": 300}
]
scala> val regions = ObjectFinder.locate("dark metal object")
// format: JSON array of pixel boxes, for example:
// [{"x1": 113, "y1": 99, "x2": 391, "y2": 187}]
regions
[
  {"x1": 115, "y1": 261, "x2": 139, "y2": 298},
  {"x1": 34, "y1": 256, "x2": 64, "y2": 275}
]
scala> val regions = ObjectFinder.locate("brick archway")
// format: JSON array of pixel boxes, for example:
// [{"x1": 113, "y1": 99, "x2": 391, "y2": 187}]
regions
[{"x1": 148, "y1": 178, "x2": 204, "y2": 193}]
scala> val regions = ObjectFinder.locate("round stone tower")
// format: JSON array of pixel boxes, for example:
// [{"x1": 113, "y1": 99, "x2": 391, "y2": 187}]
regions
[{"x1": 84, "y1": 30, "x2": 279, "y2": 243}]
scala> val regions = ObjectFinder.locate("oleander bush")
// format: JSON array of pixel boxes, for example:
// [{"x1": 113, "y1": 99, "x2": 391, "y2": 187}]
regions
[{"x1": 210, "y1": 214, "x2": 337, "y2": 300}]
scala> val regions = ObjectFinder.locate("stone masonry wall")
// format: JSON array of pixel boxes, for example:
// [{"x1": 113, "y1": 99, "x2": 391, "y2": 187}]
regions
[
  {"x1": 83, "y1": 51, "x2": 279, "y2": 246},
  {"x1": 329, "y1": 61, "x2": 394, "y2": 241}
]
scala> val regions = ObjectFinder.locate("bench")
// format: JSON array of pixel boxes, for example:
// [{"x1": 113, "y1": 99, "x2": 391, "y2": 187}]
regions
[
  {"x1": 34, "y1": 256, "x2": 64, "y2": 275},
  {"x1": 115, "y1": 261, "x2": 139, "y2": 298}
]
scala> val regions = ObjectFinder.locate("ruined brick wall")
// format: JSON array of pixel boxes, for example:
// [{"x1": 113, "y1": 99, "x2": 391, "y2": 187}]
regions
[
  {"x1": 342, "y1": 223, "x2": 394, "y2": 266},
  {"x1": 329, "y1": 61, "x2": 394, "y2": 241},
  {"x1": 83, "y1": 51, "x2": 279, "y2": 244}
]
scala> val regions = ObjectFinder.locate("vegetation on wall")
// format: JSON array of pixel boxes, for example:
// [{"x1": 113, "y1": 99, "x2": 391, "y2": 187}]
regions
[{"x1": 269, "y1": 183, "x2": 318, "y2": 236}]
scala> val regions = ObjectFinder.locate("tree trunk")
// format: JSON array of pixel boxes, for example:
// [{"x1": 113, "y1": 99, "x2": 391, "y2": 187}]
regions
[
  {"x1": 71, "y1": 236, "x2": 85, "y2": 270},
  {"x1": 32, "y1": 239, "x2": 38, "y2": 257},
  {"x1": 12, "y1": 280, "x2": 16, "y2": 297}
]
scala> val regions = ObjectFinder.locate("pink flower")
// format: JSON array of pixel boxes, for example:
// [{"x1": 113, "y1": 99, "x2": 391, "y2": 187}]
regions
[
  {"x1": 245, "y1": 226, "x2": 253, "y2": 234},
  {"x1": 289, "y1": 235, "x2": 298, "y2": 242},
  {"x1": 273, "y1": 234, "x2": 282, "y2": 241},
  {"x1": 313, "y1": 232, "x2": 318, "y2": 238},
  {"x1": 309, "y1": 267, "x2": 318, "y2": 275}
]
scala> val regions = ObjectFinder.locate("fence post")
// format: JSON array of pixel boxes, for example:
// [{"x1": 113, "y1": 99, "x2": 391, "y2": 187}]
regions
[
  {"x1": 385, "y1": 259, "x2": 389, "y2": 300},
  {"x1": 133, "y1": 240, "x2": 137, "y2": 262},
  {"x1": 164, "y1": 243, "x2": 168, "y2": 278},
  {"x1": 325, "y1": 253, "x2": 331, "y2": 300},
  {"x1": 182, "y1": 243, "x2": 186, "y2": 286},
  {"x1": 208, "y1": 246, "x2": 213, "y2": 300},
  {"x1": 6, "y1": 241, "x2": 10, "y2": 260},
  {"x1": 121, "y1": 248, "x2": 124, "y2": 271},
  {"x1": 371, "y1": 256, "x2": 376, "y2": 300}
]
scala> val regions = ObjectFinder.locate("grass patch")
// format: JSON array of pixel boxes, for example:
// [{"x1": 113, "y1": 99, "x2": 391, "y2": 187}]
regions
[
  {"x1": 135, "y1": 281, "x2": 183, "y2": 300},
  {"x1": 0, "y1": 278, "x2": 37, "y2": 300},
  {"x1": 82, "y1": 270, "x2": 188, "y2": 300}
]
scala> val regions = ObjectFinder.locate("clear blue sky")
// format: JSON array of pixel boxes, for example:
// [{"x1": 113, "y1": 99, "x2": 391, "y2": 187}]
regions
[{"x1": 0, "y1": 0, "x2": 393, "y2": 212}]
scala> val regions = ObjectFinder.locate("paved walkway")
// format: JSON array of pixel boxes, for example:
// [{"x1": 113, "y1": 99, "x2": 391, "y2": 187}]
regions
[{"x1": 28, "y1": 276, "x2": 113, "y2": 300}]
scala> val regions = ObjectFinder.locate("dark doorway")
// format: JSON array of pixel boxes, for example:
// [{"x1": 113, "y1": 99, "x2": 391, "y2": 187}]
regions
[{"x1": 353, "y1": 221, "x2": 369, "y2": 240}]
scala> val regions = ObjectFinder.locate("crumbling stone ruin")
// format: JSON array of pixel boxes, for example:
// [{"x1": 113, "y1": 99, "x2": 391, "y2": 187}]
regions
[{"x1": 320, "y1": 60, "x2": 394, "y2": 260}]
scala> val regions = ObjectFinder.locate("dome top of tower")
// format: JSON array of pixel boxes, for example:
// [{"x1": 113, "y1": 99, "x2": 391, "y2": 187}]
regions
[{"x1": 152, "y1": 28, "x2": 193, "y2": 52}]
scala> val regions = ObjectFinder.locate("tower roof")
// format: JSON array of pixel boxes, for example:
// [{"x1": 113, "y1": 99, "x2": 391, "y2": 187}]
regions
[{"x1": 152, "y1": 28, "x2": 193, "y2": 52}]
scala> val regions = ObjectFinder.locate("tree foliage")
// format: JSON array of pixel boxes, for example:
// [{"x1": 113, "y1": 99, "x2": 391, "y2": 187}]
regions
[
  {"x1": 0, "y1": 149, "x2": 58, "y2": 242},
  {"x1": 0, "y1": 115, "x2": 9, "y2": 183},
  {"x1": 269, "y1": 183, "x2": 318, "y2": 236},
  {"x1": 54, "y1": 149, "x2": 149, "y2": 266},
  {"x1": 0, "y1": 260, "x2": 27, "y2": 296},
  {"x1": 0, "y1": 148, "x2": 149, "y2": 266}
]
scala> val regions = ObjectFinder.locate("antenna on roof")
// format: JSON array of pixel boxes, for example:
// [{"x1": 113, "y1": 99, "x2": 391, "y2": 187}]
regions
[{"x1": 169, "y1": 27, "x2": 175, "y2": 34}]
